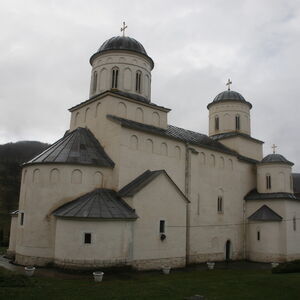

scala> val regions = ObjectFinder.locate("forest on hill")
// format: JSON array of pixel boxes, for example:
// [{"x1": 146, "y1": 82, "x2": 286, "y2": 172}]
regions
[{"x1": 0, "y1": 141, "x2": 49, "y2": 246}]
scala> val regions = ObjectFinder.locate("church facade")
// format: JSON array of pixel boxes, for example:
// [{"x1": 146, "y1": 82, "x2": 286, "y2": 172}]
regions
[{"x1": 8, "y1": 33, "x2": 300, "y2": 270}]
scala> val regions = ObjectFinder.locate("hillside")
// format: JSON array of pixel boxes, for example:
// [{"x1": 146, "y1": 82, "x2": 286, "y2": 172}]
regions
[{"x1": 0, "y1": 141, "x2": 49, "y2": 246}]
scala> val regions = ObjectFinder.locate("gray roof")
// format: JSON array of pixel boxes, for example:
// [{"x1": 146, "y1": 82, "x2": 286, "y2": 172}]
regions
[
  {"x1": 53, "y1": 189, "x2": 137, "y2": 219},
  {"x1": 207, "y1": 90, "x2": 252, "y2": 109},
  {"x1": 25, "y1": 127, "x2": 114, "y2": 168},
  {"x1": 119, "y1": 170, "x2": 163, "y2": 197},
  {"x1": 211, "y1": 132, "x2": 264, "y2": 144},
  {"x1": 119, "y1": 169, "x2": 189, "y2": 202},
  {"x1": 245, "y1": 189, "x2": 298, "y2": 201},
  {"x1": 108, "y1": 115, "x2": 258, "y2": 164},
  {"x1": 248, "y1": 205, "x2": 282, "y2": 221},
  {"x1": 69, "y1": 90, "x2": 170, "y2": 112},
  {"x1": 90, "y1": 36, "x2": 154, "y2": 69},
  {"x1": 261, "y1": 153, "x2": 294, "y2": 166},
  {"x1": 293, "y1": 173, "x2": 300, "y2": 196}
]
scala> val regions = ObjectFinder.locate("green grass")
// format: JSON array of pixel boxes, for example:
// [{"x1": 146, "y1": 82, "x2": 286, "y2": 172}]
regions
[{"x1": 1, "y1": 266, "x2": 300, "y2": 300}]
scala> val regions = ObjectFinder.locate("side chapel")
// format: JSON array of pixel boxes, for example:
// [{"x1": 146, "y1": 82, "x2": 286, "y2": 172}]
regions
[{"x1": 8, "y1": 26, "x2": 300, "y2": 269}]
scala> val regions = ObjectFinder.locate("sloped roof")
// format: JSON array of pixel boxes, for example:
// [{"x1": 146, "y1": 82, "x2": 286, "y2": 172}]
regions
[
  {"x1": 53, "y1": 189, "x2": 137, "y2": 219},
  {"x1": 211, "y1": 131, "x2": 264, "y2": 144},
  {"x1": 293, "y1": 173, "x2": 300, "y2": 196},
  {"x1": 244, "y1": 189, "x2": 298, "y2": 201},
  {"x1": 24, "y1": 127, "x2": 114, "y2": 168},
  {"x1": 119, "y1": 169, "x2": 189, "y2": 202},
  {"x1": 248, "y1": 205, "x2": 282, "y2": 221},
  {"x1": 108, "y1": 115, "x2": 237, "y2": 156},
  {"x1": 261, "y1": 153, "x2": 294, "y2": 166}
]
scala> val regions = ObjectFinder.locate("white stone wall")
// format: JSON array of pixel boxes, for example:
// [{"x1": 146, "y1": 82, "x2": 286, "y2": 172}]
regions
[
  {"x1": 14, "y1": 164, "x2": 113, "y2": 266},
  {"x1": 7, "y1": 215, "x2": 17, "y2": 256},
  {"x1": 124, "y1": 173, "x2": 187, "y2": 269},
  {"x1": 257, "y1": 163, "x2": 293, "y2": 193},
  {"x1": 54, "y1": 219, "x2": 133, "y2": 268},
  {"x1": 209, "y1": 101, "x2": 251, "y2": 136},
  {"x1": 218, "y1": 136, "x2": 263, "y2": 161},
  {"x1": 89, "y1": 52, "x2": 152, "y2": 101}
]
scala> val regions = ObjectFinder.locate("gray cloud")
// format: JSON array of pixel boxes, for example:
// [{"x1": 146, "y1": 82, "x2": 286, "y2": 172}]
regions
[{"x1": 0, "y1": 0, "x2": 300, "y2": 170}]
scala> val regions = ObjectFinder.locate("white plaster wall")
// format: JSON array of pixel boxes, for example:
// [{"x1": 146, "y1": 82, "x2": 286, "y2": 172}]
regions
[
  {"x1": 246, "y1": 200, "x2": 287, "y2": 262},
  {"x1": 218, "y1": 136, "x2": 263, "y2": 161},
  {"x1": 188, "y1": 148, "x2": 256, "y2": 262},
  {"x1": 126, "y1": 174, "x2": 187, "y2": 265},
  {"x1": 14, "y1": 164, "x2": 113, "y2": 265},
  {"x1": 54, "y1": 219, "x2": 133, "y2": 267},
  {"x1": 70, "y1": 95, "x2": 168, "y2": 133},
  {"x1": 7, "y1": 215, "x2": 18, "y2": 254},
  {"x1": 257, "y1": 164, "x2": 293, "y2": 193},
  {"x1": 209, "y1": 102, "x2": 251, "y2": 136},
  {"x1": 89, "y1": 52, "x2": 152, "y2": 100}
]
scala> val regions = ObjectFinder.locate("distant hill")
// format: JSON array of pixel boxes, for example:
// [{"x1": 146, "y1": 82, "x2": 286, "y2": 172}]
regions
[{"x1": 0, "y1": 141, "x2": 49, "y2": 246}]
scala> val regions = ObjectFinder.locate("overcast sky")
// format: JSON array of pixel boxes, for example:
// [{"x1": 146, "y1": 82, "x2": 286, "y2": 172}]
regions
[{"x1": 0, "y1": 0, "x2": 299, "y2": 170}]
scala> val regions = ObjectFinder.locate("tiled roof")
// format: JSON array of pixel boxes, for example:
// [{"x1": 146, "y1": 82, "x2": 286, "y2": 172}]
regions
[
  {"x1": 248, "y1": 205, "x2": 282, "y2": 221},
  {"x1": 53, "y1": 189, "x2": 137, "y2": 219},
  {"x1": 107, "y1": 115, "x2": 237, "y2": 156},
  {"x1": 211, "y1": 132, "x2": 264, "y2": 144},
  {"x1": 293, "y1": 173, "x2": 300, "y2": 197},
  {"x1": 245, "y1": 189, "x2": 298, "y2": 201},
  {"x1": 24, "y1": 127, "x2": 114, "y2": 168},
  {"x1": 119, "y1": 170, "x2": 164, "y2": 197},
  {"x1": 119, "y1": 169, "x2": 189, "y2": 202},
  {"x1": 261, "y1": 154, "x2": 294, "y2": 166},
  {"x1": 207, "y1": 90, "x2": 252, "y2": 109}
]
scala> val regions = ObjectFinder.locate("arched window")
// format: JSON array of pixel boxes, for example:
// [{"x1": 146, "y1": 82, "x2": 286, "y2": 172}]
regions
[
  {"x1": 217, "y1": 196, "x2": 223, "y2": 213},
  {"x1": 71, "y1": 169, "x2": 82, "y2": 184},
  {"x1": 117, "y1": 102, "x2": 127, "y2": 118},
  {"x1": 130, "y1": 135, "x2": 138, "y2": 150},
  {"x1": 175, "y1": 146, "x2": 181, "y2": 159},
  {"x1": 219, "y1": 156, "x2": 225, "y2": 169},
  {"x1": 135, "y1": 107, "x2": 144, "y2": 122},
  {"x1": 293, "y1": 216, "x2": 297, "y2": 231},
  {"x1": 111, "y1": 67, "x2": 119, "y2": 89},
  {"x1": 161, "y1": 143, "x2": 168, "y2": 156},
  {"x1": 33, "y1": 169, "x2": 40, "y2": 184},
  {"x1": 152, "y1": 112, "x2": 160, "y2": 126},
  {"x1": 266, "y1": 174, "x2": 271, "y2": 190},
  {"x1": 146, "y1": 139, "x2": 154, "y2": 153},
  {"x1": 210, "y1": 154, "x2": 216, "y2": 167},
  {"x1": 135, "y1": 71, "x2": 142, "y2": 93},
  {"x1": 75, "y1": 112, "x2": 80, "y2": 126},
  {"x1": 235, "y1": 115, "x2": 240, "y2": 130},
  {"x1": 50, "y1": 168, "x2": 60, "y2": 184},
  {"x1": 92, "y1": 71, "x2": 98, "y2": 93},
  {"x1": 94, "y1": 171, "x2": 103, "y2": 187},
  {"x1": 200, "y1": 152, "x2": 206, "y2": 165},
  {"x1": 84, "y1": 108, "x2": 90, "y2": 122},
  {"x1": 215, "y1": 115, "x2": 219, "y2": 130}
]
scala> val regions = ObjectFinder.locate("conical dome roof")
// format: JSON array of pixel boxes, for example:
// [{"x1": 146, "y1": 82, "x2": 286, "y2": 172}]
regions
[{"x1": 261, "y1": 153, "x2": 294, "y2": 166}]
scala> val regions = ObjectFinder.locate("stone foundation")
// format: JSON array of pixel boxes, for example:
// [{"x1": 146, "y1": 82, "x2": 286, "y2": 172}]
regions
[
  {"x1": 188, "y1": 251, "x2": 243, "y2": 264},
  {"x1": 131, "y1": 257, "x2": 186, "y2": 270},
  {"x1": 15, "y1": 253, "x2": 52, "y2": 266},
  {"x1": 54, "y1": 258, "x2": 130, "y2": 270},
  {"x1": 247, "y1": 251, "x2": 287, "y2": 263}
]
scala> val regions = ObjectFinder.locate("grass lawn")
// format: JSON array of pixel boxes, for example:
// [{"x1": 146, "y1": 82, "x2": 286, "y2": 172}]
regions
[{"x1": 1, "y1": 265, "x2": 300, "y2": 300}]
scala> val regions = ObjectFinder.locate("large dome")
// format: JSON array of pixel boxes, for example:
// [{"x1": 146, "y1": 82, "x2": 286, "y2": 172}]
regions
[
  {"x1": 261, "y1": 154, "x2": 294, "y2": 166},
  {"x1": 207, "y1": 90, "x2": 252, "y2": 109},
  {"x1": 90, "y1": 36, "x2": 154, "y2": 68}
]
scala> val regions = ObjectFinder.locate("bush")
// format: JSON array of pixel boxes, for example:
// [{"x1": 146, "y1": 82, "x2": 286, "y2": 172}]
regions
[{"x1": 272, "y1": 260, "x2": 300, "y2": 274}]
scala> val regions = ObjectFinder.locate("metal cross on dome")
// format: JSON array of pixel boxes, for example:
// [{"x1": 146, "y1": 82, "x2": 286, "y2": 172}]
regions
[
  {"x1": 226, "y1": 79, "x2": 232, "y2": 91},
  {"x1": 120, "y1": 22, "x2": 128, "y2": 37},
  {"x1": 272, "y1": 144, "x2": 277, "y2": 154}
]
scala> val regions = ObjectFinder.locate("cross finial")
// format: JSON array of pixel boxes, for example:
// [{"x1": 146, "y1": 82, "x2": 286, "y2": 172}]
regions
[
  {"x1": 120, "y1": 21, "x2": 128, "y2": 37},
  {"x1": 272, "y1": 144, "x2": 277, "y2": 154},
  {"x1": 226, "y1": 78, "x2": 232, "y2": 91}
]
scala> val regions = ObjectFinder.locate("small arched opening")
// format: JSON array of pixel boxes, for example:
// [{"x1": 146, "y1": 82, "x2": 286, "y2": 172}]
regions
[{"x1": 225, "y1": 240, "x2": 231, "y2": 261}]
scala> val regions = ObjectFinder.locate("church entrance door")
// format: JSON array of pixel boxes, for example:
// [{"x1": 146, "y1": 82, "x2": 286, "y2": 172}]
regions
[{"x1": 225, "y1": 240, "x2": 231, "y2": 261}]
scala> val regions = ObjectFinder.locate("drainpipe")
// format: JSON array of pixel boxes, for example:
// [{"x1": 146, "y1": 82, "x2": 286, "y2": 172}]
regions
[{"x1": 185, "y1": 143, "x2": 198, "y2": 265}]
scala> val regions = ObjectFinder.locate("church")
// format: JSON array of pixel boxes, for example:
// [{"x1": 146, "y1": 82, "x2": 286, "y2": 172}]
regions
[{"x1": 7, "y1": 27, "x2": 300, "y2": 270}]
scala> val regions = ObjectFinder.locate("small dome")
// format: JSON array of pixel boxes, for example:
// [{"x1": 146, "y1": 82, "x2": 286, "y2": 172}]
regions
[
  {"x1": 207, "y1": 90, "x2": 252, "y2": 109},
  {"x1": 261, "y1": 154, "x2": 294, "y2": 166},
  {"x1": 90, "y1": 36, "x2": 154, "y2": 68}
]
